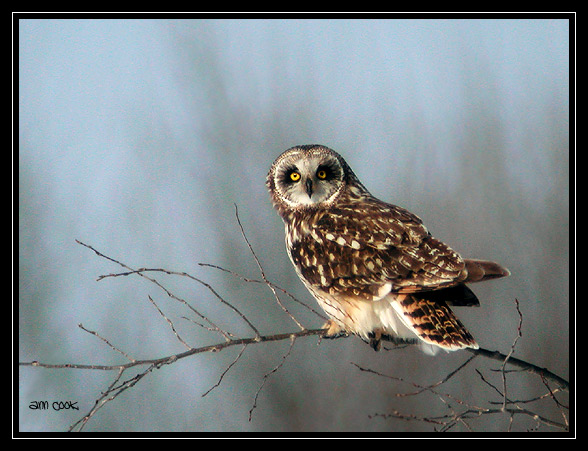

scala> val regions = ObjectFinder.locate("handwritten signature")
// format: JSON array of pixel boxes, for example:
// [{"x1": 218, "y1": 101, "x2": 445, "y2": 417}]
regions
[{"x1": 28, "y1": 401, "x2": 79, "y2": 411}]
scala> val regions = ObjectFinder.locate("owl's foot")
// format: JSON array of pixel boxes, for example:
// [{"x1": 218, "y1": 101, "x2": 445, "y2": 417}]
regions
[
  {"x1": 321, "y1": 320, "x2": 348, "y2": 339},
  {"x1": 368, "y1": 329, "x2": 384, "y2": 351}
]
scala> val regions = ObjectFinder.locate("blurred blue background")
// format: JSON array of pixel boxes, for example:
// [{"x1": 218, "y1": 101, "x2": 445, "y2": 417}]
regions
[{"x1": 19, "y1": 18, "x2": 570, "y2": 432}]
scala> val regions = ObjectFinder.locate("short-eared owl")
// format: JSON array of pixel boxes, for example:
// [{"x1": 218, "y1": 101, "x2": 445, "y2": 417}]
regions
[{"x1": 267, "y1": 144, "x2": 510, "y2": 353}]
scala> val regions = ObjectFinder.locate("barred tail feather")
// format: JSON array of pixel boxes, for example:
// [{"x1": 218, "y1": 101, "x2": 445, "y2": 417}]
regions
[{"x1": 392, "y1": 295, "x2": 479, "y2": 352}]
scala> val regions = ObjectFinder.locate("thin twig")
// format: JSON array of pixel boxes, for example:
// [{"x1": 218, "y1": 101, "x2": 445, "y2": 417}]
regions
[
  {"x1": 500, "y1": 298, "x2": 523, "y2": 410},
  {"x1": 102, "y1": 267, "x2": 262, "y2": 340},
  {"x1": 467, "y1": 347, "x2": 569, "y2": 391},
  {"x1": 198, "y1": 262, "x2": 328, "y2": 321},
  {"x1": 539, "y1": 374, "x2": 570, "y2": 429},
  {"x1": 75, "y1": 240, "x2": 232, "y2": 341},
  {"x1": 248, "y1": 334, "x2": 296, "y2": 421},
  {"x1": 78, "y1": 323, "x2": 136, "y2": 363},
  {"x1": 233, "y1": 204, "x2": 306, "y2": 331},
  {"x1": 147, "y1": 295, "x2": 192, "y2": 350},
  {"x1": 201, "y1": 344, "x2": 248, "y2": 397},
  {"x1": 371, "y1": 406, "x2": 568, "y2": 431},
  {"x1": 68, "y1": 366, "x2": 125, "y2": 432}
]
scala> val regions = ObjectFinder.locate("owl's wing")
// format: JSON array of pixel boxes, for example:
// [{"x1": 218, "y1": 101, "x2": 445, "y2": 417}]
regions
[{"x1": 304, "y1": 199, "x2": 469, "y2": 300}]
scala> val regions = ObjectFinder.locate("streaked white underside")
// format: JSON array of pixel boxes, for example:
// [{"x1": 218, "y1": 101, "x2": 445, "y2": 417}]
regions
[{"x1": 312, "y1": 286, "x2": 440, "y2": 355}]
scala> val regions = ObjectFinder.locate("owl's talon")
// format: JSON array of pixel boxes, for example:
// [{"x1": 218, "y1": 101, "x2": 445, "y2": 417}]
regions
[
  {"x1": 322, "y1": 332, "x2": 349, "y2": 340},
  {"x1": 369, "y1": 338, "x2": 381, "y2": 351},
  {"x1": 321, "y1": 320, "x2": 348, "y2": 339},
  {"x1": 368, "y1": 330, "x2": 383, "y2": 351}
]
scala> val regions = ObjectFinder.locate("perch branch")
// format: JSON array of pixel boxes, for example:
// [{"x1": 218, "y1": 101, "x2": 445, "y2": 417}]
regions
[
  {"x1": 19, "y1": 328, "x2": 326, "y2": 373},
  {"x1": 19, "y1": 207, "x2": 570, "y2": 432}
]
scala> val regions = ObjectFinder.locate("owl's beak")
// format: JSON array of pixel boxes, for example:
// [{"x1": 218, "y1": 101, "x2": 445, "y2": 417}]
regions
[{"x1": 305, "y1": 178, "x2": 314, "y2": 198}]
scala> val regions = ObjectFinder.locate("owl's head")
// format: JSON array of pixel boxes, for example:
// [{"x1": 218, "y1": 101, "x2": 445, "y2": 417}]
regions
[{"x1": 267, "y1": 145, "x2": 366, "y2": 213}]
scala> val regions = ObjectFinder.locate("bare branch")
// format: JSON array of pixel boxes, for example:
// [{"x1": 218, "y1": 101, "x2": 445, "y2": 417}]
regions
[
  {"x1": 198, "y1": 262, "x2": 328, "y2": 321},
  {"x1": 233, "y1": 204, "x2": 305, "y2": 331},
  {"x1": 363, "y1": 299, "x2": 569, "y2": 432},
  {"x1": 101, "y1": 267, "x2": 263, "y2": 340},
  {"x1": 68, "y1": 366, "x2": 125, "y2": 432},
  {"x1": 147, "y1": 295, "x2": 192, "y2": 350},
  {"x1": 19, "y1": 328, "x2": 326, "y2": 373},
  {"x1": 499, "y1": 298, "x2": 524, "y2": 410},
  {"x1": 75, "y1": 240, "x2": 232, "y2": 341},
  {"x1": 78, "y1": 323, "x2": 136, "y2": 363},
  {"x1": 353, "y1": 355, "x2": 477, "y2": 399},
  {"x1": 466, "y1": 347, "x2": 569, "y2": 391},
  {"x1": 249, "y1": 335, "x2": 296, "y2": 421},
  {"x1": 18, "y1": 221, "x2": 569, "y2": 433},
  {"x1": 201, "y1": 345, "x2": 248, "y2": 398}
]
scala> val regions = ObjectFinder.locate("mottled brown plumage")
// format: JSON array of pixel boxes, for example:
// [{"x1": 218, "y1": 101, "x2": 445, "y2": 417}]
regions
[{"x1": 267, "y1": 144, "x2": 510, "y2": 353}]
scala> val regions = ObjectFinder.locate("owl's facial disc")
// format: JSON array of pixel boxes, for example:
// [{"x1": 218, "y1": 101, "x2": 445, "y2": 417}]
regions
[{"x1": 277, "y1": 155, "x2": 343, "y2": 208}]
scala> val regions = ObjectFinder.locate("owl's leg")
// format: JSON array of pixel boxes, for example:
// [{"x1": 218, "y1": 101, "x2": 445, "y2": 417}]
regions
[
  {"x1": 367, "y1": 329, "x2": 384, "y2": 351},
  {"x1": 321, "y1": 319, "x2": 348, "y2": 339}
]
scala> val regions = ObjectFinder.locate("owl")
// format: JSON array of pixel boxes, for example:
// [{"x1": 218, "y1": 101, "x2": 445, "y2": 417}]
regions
[{"x1": 266, "y1": 144, "x2": 510, "y2": 353}]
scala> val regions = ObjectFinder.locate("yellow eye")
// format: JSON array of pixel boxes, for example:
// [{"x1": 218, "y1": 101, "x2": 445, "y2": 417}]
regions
[
  {"x1": 317, "y1": 170, "x2": 327, "y2": 179},
  {"x1": 290, "y1": 172, "x2": 301, "y2": 182}
]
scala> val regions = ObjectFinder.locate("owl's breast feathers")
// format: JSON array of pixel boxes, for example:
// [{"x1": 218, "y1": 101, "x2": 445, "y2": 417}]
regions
[{"x1": 286, "y1": 197, "x2": 505, "y2": 306}]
